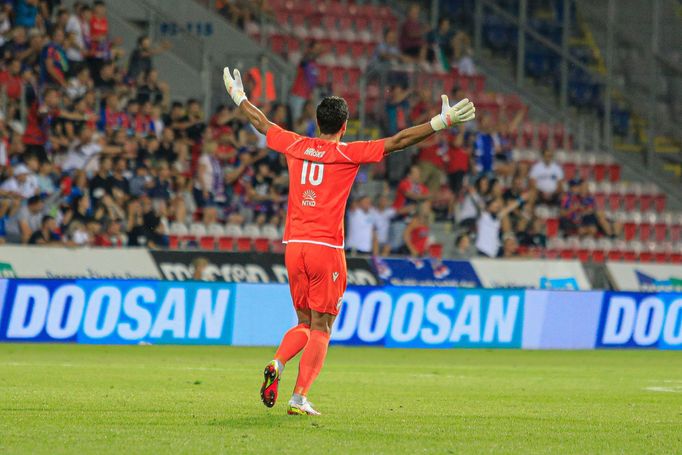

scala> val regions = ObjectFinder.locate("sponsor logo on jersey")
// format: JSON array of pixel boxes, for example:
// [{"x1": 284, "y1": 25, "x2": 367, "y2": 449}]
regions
[
  {"x1": 302, "y1": 189, "x2": 316, "y2": 207},
  {"x1": 304, "y1": 148, "x2": 325, "y2": 158}
]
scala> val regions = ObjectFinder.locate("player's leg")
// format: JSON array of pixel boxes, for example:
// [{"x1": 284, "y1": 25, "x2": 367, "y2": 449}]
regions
[
  {"x1": 287, "y1": 310, "x2": 335, "y2": 416},
  {"x1": 274, "y1": 308, "x2": 311, "y2": 366},
  {"x1": 261, "y1": 244, "x2": 310, "y2": 408},
  {"x1": 287, "y1": 245, "x2": 346, "y2": 416}
]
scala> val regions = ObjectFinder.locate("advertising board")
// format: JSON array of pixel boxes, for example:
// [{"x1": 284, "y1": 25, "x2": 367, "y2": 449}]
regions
[
  {"x1": 606, "y1": 262, "x2": 682, "y2": 292},
  {"x1": 151, "y1": 251, "x2": 379, "y2": 286},
  {"x1": 0, "y1": 246, "x2": 160, "y2": 279},
  {"x1": 471, "y1": 259, "x2": 591, "y2": 290}
]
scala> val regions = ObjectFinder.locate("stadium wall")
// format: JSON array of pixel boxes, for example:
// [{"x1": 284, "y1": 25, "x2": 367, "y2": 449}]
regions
[{"x1": 0, "y1": 280, "x2": 679, "y2": 350}]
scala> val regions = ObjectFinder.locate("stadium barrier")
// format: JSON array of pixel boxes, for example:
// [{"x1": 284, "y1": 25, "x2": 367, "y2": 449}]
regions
[
  {"x1": 0, "y1": 246, "x2": 679, "y2": 291},
  {"x1": 0, "y1": 279, "x2": 679, "y2": 350}
]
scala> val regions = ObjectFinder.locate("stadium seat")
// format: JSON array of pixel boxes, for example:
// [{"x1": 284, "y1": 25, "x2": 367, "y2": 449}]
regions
[
  {"x1": 217, "y1": 236, "x2": 234, "y2": 251},
  {"x1": 236, "y1": 237, "x2": 253, "y2": 252},
  {"x1": 254, "y1": 237, "x2": 270, "y2": 253},
  {"x1": 199, "y1": 236, "x2": 216, "y2": 250}
]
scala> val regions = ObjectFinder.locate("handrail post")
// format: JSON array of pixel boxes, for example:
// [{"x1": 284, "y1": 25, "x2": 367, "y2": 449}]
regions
[
  {"x1": 559, "y1": 0, "x2": 569, "y2": 113},
  {"x1": 474, "y1": 0, "x2": 483, "y2": 56},
  {"x1": 516, "y1": 0, "x2": 527, "y2": 88},
  {"x1": 603, "y1": 0, "x2": 614, "y2": 153},
  {"x1": 647, "y1": 0, "x2": 660, "y2": 168}
]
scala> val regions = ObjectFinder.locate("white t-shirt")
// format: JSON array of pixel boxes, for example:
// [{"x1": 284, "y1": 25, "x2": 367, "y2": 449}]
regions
[
  {"x1": 0, "y1": 175, "x2": 39, "y2": 199},
  {"x1": 530, "y1": 161, "x2": 564, "y2": 194},
  {"x1": 346, "y1": 208, "x2": 375, "y2": 253},
  {"x1": 475, "y1": 212, "x2": 501, "y2": 257},
  {"x1": 62, "y1": 141, "x2": 102, "y2": 173},
  {"x1": 65, "y1": 15, "x2": 86, "y2": 59},
  {"x1": 371, "y1": 207, "x2": 395, "y2": 244}
]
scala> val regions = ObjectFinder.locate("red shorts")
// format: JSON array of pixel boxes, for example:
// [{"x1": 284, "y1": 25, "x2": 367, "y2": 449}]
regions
[{"x1": 285, "y1": 242, "x2": 347, "y2": 316}]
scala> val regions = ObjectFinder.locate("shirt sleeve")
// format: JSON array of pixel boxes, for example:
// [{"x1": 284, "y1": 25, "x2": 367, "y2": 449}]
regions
[
  {"x1": 339, "y1": 139, "x2": 386, "y2": 164},
  {"x1": 266, "y1": 124, "x2": 303, "y2": 154}
]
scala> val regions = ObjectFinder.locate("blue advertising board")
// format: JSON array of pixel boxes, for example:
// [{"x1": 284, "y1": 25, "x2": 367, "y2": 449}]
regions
[
  {"x1": 372, "y1": 258, "x2": 482, "y2": 288},
  {"x1": 0, "y1": 279, "x2": 680, "y2": 350},
  {"x1": 0, "y1": 279, "x2": 235, "y2": 344},
  {"x1": 332, "y1": 287, "x2": 523, "y2": 348},
  {"x1": 596, "y1": 292, "x2": 682, "y2": 350}
]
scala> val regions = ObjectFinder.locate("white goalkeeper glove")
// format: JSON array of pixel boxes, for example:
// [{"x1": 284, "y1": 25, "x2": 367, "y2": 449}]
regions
[
  {"x1": 223, "y1": 66, "x2": 247, "y2": 106},
  {"x1": 430, "y1": 96, "x2": 476, "y2": 131}
]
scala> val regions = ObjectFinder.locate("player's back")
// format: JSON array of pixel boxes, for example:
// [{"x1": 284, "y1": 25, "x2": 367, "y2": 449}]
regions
[{"x1": 266, "y1": 125, "x2": 385, "y2": 249}]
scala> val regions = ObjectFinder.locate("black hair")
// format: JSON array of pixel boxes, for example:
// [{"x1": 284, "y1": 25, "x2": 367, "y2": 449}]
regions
[
  {"x1": 316, "y1": 96, "x2": 348, "y2": 135},
  {"x1": 41, "y1": 215, "x2": 54, "y2": 226}
]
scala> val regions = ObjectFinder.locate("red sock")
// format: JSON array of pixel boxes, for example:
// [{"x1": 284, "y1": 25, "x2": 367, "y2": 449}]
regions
[
  {"x1": 274, "y1": 323, "x2": 310, "y2": 365},
  {"x1": 294, "y1": 330, "x2": 331, "y2": 396}
]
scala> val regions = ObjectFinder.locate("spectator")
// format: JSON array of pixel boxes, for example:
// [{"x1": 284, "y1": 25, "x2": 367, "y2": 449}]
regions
[
  {"x1": 530, "y1": 148, "x2": 564, "y2": 204},
  {"x1": 385, "y1": 84, "x2": 411, "y2": 136},
  {"x1": 403, "y1": 202, "x2": 432, "y2": 257},
  {"x1": 373, "y1": 29, "x2": 405, "y2": 64},
  {"x1": 62, "y1": 126, "x2": 102, "y2": 173},
  {"x1": 346, "y1": 194, "x2": 375, "y2": 255},
  {"x1": 0, "y1": 59, "x2": 23, "y2": 101},
  {"x1": 427, "y1": 17, "x2": 453, "y2": 68},
  {"x1": 192, "y1": 257, "x2": 209, "y2": 281},
  {"x1": 36, "y1": 160, "x2": 57, "y2": 196},
  {"x1": 28, "y1": 214, "x2": 61, "y2": 245},
  {"x1": 15, "y1": 0, "x2": 39, "y2": 29},
  {"x1": 399, "y1": 3, "x2": 427, "y2": 63},
  {"x1": 6, "y1": 194, "x2": 44, "y2": 243},
  {"x1": 293, "y1": 100, "x2": 317, "y2": 137},
  {"x1": 473, "y1": 115, "x2": 495, "y2": 174},
  {"x1": 94, "y1": 217, "x2": 126, "y2": 247},
  {"x1": 453, "y1": 232, "x2": 476, "y2": 259},
  {"x1": 66, "y1": 66, "x2": 92, "y2": 99},
  {"x1": 1, "y1": 163, "x2": 39, "y2": 200},
  {"x1": 127, "y1": 35, "x2": 171, "y2": 81},
  {"x1": 372, "y1": 195, "x2": 395, "y2": 257},
  {"x1": 415, "y1": 135, "x2": 445, "y2": 196},
  {"x1": 393, "y1": 165, "x2": 430, "y2": 216},
  {"x1": 289, "y1": 41, "x2": 322, "y2": 121},
  {"x1": 500, "y1": 233, "x2": 519, "y2": 258},
  {"x1": 444, "y1": 128, "x2": 470, "y2": 197},
  {"x1": 65, "y1": 4, "x2": 91, "y2": 71},
  {"x1": 457, "y1": 174, "x2": 488, "y2": 229},
  {"x1": 452, "y1": 31, "x2": 476, "y2": 75},
  {"x1": 476, "y1": 194, "x2": 528, "y2": 257},
  {"x1": 41, "y1": 27, "x2": 69, "y2": 88},
  {"x1": 195, "y1": 141, "x2": 225, "y2": 207}
]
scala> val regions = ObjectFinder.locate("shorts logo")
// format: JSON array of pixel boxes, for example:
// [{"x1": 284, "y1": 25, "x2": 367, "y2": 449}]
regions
[
  {"x1": 302, "y1": 190, "x2": 316, "y2": 207},
  {"x1": 332, "y1": 272, "x2": 339, "y2": 282},
  {"x1": 304, "y1": 148, "x2": 325, "y2": 158}
]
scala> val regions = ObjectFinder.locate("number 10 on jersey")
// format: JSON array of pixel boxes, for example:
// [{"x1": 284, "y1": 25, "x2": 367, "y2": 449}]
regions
[{"x1": 300, "y1": 160, "x2": 324, "y2": 186}]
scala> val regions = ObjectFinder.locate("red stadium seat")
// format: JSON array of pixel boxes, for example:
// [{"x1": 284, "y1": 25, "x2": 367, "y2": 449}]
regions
[
  {"x1": 608, "y1": 163, "x2": 621, "y2": 182},
  {"x1": 254, "y1": 238, "x2": 270, "y2": 253},
  {"x1": 218, "y1": 236, "x2": 234, "y2": 251},
  {"x1": 237, "y1": 237, "x2": 252, "y2": 252},
  {"x1": 199, "y1": 236, "x2": 216, "y2": 250},
  {"x1": 168, "y1": 235, "x2": 180, "y2": 250},
  {"x1": 545, "y1": 217, "x2": 559, "y2": 238}
]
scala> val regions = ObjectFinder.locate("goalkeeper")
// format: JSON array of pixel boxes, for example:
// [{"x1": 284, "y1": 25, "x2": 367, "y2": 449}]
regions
[{"x1": 223, "y1": 67, "x2": 475, "y2": 415}]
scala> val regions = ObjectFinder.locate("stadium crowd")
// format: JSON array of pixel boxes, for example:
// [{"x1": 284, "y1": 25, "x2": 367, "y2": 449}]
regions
[{"x1": 0, "y1": 0, "x2": 623, "y2": 260}]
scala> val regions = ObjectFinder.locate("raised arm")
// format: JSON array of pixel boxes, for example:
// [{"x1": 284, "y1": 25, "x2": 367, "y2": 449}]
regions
[
  {"x1": 223, "y1": 67, "x2": 275, "y2": 135},
  {"x1": 384, "y1": 96, "x2": 475, "y2": 154}
]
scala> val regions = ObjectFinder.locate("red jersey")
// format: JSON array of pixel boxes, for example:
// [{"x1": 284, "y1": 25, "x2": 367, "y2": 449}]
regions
[
  {"x1": 266, "y1": 125, "x2": 385, "y2": 248},
  {"x1": 393, "y1": 177, "x2": 428, "y2": 210}
]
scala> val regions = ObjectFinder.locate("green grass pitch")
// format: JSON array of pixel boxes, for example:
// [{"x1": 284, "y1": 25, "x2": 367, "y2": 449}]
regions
[{"x1": 0, "y1": 344, "x2": 681, "y2": 454}]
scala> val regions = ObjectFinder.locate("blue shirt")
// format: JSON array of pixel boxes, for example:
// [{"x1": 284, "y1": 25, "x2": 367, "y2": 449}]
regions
[
  {"x1": 474, "y1": 133, "x2": 494, "y2": 173},
  {"x1": 15, "y1": 0, "x2": 38, "y2": 28}
]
